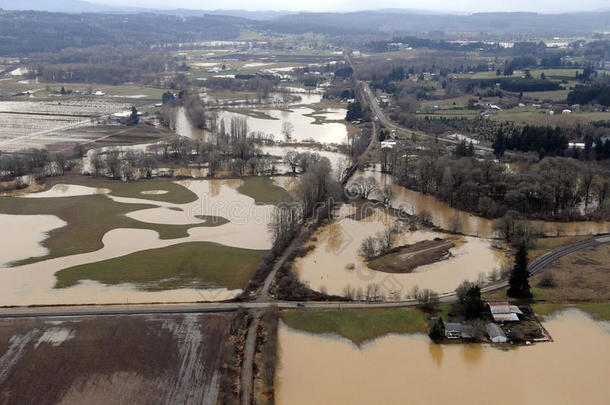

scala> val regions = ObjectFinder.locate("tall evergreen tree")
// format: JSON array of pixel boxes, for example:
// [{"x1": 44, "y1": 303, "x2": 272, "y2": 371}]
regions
[
  {"x1": 428, "y1": 316, "x2": 445, "y2": 342},
  {"x1": 507, "y1": 243, "x2": 532, "y2": 298}
]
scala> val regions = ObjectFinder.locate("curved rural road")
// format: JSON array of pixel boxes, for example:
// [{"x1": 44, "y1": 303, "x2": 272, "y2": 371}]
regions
[
  {"x1": 358, "y1": 81, "x2": 495, "y2": 153},
  {"x1": 1, "y1": 235, "x2": 608, "y2": 319}
]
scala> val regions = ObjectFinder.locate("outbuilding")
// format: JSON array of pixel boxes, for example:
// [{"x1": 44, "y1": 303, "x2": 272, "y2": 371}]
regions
[
  {"x1": 488, "y1": 302, "x2": 522, "y2": 322},
  {"x1": 486, "y1": 323, "x2": 508, "y2": 343}
]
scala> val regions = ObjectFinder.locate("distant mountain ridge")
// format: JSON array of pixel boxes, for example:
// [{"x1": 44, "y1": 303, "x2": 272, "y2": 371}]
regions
[
  {"x1": 0, "y1": 1, "x2": 293, "y2": 19},
  {"x1": 0, "y1": 0, "x2": 129, "y2": 13}
]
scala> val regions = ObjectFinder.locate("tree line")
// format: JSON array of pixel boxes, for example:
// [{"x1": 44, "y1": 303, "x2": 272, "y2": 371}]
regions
[{"x1": 385, "y1": 145, "x2": 610, "y2": 220}]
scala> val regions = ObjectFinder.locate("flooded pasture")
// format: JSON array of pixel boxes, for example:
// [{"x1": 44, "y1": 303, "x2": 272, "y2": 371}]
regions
[
  {"x1": 20, "y1": 184, "x2": 110, "y2": 198},
  {"x1": 275, "y1": 309, "x2": 610, "y2": 405},
  {"x1": 261, "y1": 144, "x2": 351, "y2": 174},
  {"x1": 0, "y1": 178, "x2": 276, "y2": 305},
  {"x1": 293, "y1": 207, "x2": 506, "y2": 296},
  {"x1": 0, "y1": 214, "x2": 66, "y2": 267},
  {"x1": 218, "y1": 107, "x2": 348, "y2": 144}
]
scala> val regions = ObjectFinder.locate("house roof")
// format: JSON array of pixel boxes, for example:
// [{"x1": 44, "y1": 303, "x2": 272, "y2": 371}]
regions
[{"x1": 445, "y1": 323, "x2": 462, "y2": 332}]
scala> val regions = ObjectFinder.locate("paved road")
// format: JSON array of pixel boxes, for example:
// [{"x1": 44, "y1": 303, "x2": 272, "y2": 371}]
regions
[
  {"x1": 1, "y1": 234, "x2": 607, "y2": 320},
  {"x1": 358, "y1": 81, "x2": 496, "y2": 153}
]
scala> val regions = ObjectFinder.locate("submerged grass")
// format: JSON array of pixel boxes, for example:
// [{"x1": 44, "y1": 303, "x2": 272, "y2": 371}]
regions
[
  {"x1": 55, "y1": 242, "x2": 267, "y2": 291},
  {"x1": 281, "y1": 308, "x2": 429, "y2": 346},
  {"x1": 0, "y1": 194, "x2": 227, "y2": 266},
  {"x1": 237, "y1": 177, "x2": 290, "y2": 205}
]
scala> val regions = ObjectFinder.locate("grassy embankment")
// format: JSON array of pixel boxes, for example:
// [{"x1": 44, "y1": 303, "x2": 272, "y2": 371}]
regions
[
  {"x1": 0, "y1": 180, "x2": 228, "y2": 265},
  {"x1": 55, "y1": 242, "x2": 266, "y2": 291},
  {"x1": 281, "y1": 308, "x2": 440, "y2": 346},
  {"x1": 237, "y1": 177, "x2": 290, "y2": 205}
]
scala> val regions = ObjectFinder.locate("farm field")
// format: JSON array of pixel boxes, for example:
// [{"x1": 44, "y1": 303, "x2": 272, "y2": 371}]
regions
[
  {"x1": 0, "y1": 99, "x2": 136, "y2": 151},
  {"x1": 0, "y1": 314, "x2": 230, "y2": 404}
]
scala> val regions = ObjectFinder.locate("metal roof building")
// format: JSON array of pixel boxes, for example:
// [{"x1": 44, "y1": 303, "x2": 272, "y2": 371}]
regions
[{"x1": 487, "y1": 302, "x2": 522, "y2": 322}]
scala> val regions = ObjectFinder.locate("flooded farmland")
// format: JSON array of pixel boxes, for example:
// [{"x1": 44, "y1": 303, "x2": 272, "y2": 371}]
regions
[
  {"x1": 261, "y1": 144, "x2": 351, "y2": 174},
  {"x1": 293, "y1": 207, "x2": 506, "y2": 296},
  {"x1": 275, "y1": 309, "x2": 610, "y2": 405},
  {"x1": 218, "y1": 107, "x2": 348, "y2": 144},
  {"x1": 0, "y1": 213, "x2": 66, "y2": 267},
  {"x1": 0, "y1": 178, "x2": 276, "y2": 305}
]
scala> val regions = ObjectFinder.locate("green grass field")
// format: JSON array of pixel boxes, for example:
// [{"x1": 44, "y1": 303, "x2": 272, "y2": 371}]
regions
[
  {"x1": 281, "y1": 308, "x2": 429, "y2": 346},
  {"x1": 522, "y1": 89, "x2": 570, "y2": 102},
  {"x1": 237, "y1": 177, "x2": 290, "y2": 205},
  {"x1": 55, "y1": 242, "x2": 266, "y2": 291}
]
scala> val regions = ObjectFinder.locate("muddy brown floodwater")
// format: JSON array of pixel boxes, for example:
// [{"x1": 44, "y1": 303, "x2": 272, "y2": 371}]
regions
[
  {"x1": 0, "y1": 213, "x2": 66, "y2": 267},
  {"x1": 293, "y1": 207, "x2": 507, "y2": 296},
  {"x1": 275, "y1": 309, "x2": 610, "y2": 405},
  {"x1": 362, "y1": 167, "x2": 610, "y2": 237}
]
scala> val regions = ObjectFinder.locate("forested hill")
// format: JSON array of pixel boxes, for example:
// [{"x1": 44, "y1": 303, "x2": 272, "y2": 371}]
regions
[
  {"x1": 0, "y1": 10, "x2": 251, "y2": 55},
  {"x1": 266, "y1": 11, "x2": 610, "y2": 35},
  {"x1": 2, "y1": 9, "x2": 610, "y2": 56}
]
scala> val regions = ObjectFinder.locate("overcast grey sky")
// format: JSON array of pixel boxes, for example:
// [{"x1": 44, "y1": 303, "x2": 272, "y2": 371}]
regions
[{"x1": 94, "y1": 0, "x2": 609, "y2": 13}]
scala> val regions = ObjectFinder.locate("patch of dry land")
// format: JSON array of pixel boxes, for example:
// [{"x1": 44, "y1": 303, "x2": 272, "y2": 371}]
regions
[
  {"x1": 530, "y1": 242, "x2": 610, "y2": 302},
  {"x1": 484, "y1": 240, "x2": 610, "y2": 303},
  {"x1": 0, "y1": 314, "x2": 229, "y2": 405},
  {"x1": 367, "y1": 238, "x2": 455, "y2": 273}
]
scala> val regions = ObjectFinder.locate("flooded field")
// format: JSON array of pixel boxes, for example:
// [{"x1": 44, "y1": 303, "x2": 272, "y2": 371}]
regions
[
  {"x1": 0, "y1": 314, "x2": 229, "y2": 404},
  {"x1": 364, "y1": 168, "x2": 610, "y2": 237},
  {"x1": 275, "y1": 309, "x2": 610, "y2": 405},
  {"x1": 293, "y1": 207, "x2": 506, "y2": 296},
  {"x1": 0, "y1": 214, "x2": 66, "y2": 267},
  {"x1": 261, "y1": 144, "x2": 351, "y2": 174},
  {"x1": 218, "y1": 107, "x2": 348, "y2": 144},
  {"x1": 0, "y1": 178, "x2": 277, "y2": 305},
  {"x1": 20, "y1": 184, "x2": 110, "y2": 198}
]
